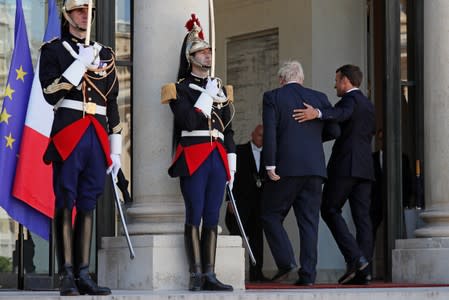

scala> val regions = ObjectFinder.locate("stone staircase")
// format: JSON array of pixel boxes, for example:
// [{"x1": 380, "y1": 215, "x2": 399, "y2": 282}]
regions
[{"x1": 1, "y1": 286, "x2": 449, "y2": 300}]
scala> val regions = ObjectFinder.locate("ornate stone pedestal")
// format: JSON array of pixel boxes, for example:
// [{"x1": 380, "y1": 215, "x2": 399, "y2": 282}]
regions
[
  {"x1": 392, "y1": 238, "x2": 449, "y2": 283},
  {"x1": 98, "y1": 235, "x2": 245, "y2": 290}
]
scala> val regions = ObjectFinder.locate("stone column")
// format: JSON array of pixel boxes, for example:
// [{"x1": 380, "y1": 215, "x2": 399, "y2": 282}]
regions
[
  {"x1": 125, "y1": 0, "x2": 205, "y2": 236},
  {"x1": 414, "y1": 0, "x2": 449, "y2": 238},
  {"x1": 392, "y1": 0, "x2": 449, "y2": 283},
  {"x1": 97, "y1": 0, "x2": 244, "y2": 290}
]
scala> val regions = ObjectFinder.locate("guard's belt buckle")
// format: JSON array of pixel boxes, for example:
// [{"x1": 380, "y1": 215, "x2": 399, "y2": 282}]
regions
[
  {"x1": 85, "y1": 102, "x2": 97, "y2": 115},
  {"x1": 211, "y1": 129, "x2": 219, "y2": 139}
]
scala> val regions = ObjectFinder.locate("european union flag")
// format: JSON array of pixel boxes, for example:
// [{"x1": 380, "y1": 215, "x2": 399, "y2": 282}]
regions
[{"x1": 0, "y1": 0, "x2": 50, "y2": 240}]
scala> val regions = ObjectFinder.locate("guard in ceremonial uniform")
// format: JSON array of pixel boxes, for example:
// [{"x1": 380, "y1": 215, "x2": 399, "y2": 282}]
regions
[
  {"x1": 39, "y1": 0, "x2": 120, "y2": 296},
  {"x1": 161, "y1": 14, "x2": 236, "y2": 291}
]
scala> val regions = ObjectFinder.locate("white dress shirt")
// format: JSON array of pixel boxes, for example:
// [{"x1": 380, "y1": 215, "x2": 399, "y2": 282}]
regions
[{"x1": 251, "y1": 142, "x2": 262, "y2": 172}]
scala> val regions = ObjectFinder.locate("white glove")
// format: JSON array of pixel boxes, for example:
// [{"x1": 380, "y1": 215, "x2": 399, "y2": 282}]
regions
[
  {"x1": 193, "y1": 78, "x2": 222, "y2": 118},
  {"x1": 77, "y1": 44, "x2": 100, "y2": 69},
  {"x1": 227, "y1": 153, "x2": 237, "y2": 190},
  {"x1": 107, "y1": 154, "x2": 121, "y2": 178},
  {"x1": 205, "y1": 77, "x2": 220, "y2": 98},
  {"x1": 106, "y1": 134, "x2": 122, "y2": 178},
  {"x1": 228, "y1": 171, "x2": 235, "y2": 190},
  {"x1": 188, "y1": 81, "x2": 227, "y2": 102},
  {"x1": 62, "y1": 42, "x2": 101, "y2": 86}
]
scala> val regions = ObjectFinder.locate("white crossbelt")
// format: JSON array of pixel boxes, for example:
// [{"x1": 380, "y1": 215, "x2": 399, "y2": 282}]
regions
[
  {"x1": 57, "y1": 99, "x2": 107, "y2": 116},
  {"x1": 181, "y1": 129, "x2": 224, "y2": 141}
]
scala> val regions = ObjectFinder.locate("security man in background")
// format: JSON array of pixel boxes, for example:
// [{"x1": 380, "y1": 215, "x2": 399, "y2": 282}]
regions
[
  {"x1": 161, "y1": 14, "x2": 236, "y2": 291},
  {"x1": 39, "y1": 0, "x2": 120, "y2": 295},
  {"x1": 225, "y1": 124, "x2": 269, "y2": 282}
]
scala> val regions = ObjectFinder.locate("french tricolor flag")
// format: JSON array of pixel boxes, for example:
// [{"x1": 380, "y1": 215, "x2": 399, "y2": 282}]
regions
[{"x1": 12, "y1": 0, "x2": 61, "y2": 219}]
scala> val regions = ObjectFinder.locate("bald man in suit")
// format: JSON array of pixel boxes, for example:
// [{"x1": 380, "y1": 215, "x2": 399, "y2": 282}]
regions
[{"x1": 225, "y1": 124, "x2": 269, "y2": 282}]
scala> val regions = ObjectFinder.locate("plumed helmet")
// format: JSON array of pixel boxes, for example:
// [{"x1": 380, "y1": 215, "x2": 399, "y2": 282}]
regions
[
  {"x1": 63, "y1": 0, "x2": 95, "y2": 12},
  {"x1": 177, "y1": 14, "x2": 211, "y2": 80},
  {"x1": 184, "y1": 18, "x2": 211, "y2": 61},
  {"x1": 62, "y1": 0, "x2": 95, "y2": 31}
]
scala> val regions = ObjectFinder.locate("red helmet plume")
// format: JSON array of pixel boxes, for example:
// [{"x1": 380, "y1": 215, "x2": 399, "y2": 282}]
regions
[{"x1": 185, "y1": 13, "x2": 204, "y2": 40}]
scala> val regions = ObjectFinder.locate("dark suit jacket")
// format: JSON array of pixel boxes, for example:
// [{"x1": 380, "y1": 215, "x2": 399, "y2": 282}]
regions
[
  {"x1": 233, "y1": 142, "x2": 266, "y2": 203},
  {"x1": 262, "y1": 83, "x2": 340, "y2": 177},
  {"x1": 226, "y1": 142, "x2": 267, "y2": 235},
  {"x1": 321, "y1": 89, "x2": 375, "y2": 180}
]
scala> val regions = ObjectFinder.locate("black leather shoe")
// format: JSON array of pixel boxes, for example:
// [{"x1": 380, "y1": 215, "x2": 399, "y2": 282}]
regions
[
  {"x1": 59, "y1": 267, "x2": 79, "y2": 296},
  {"x1": 189, "y1": 272, "x2": 203, "y2": 291},
  {"x1": 249, "y1": 269, "x2": 270, "y2": 282},
  {"x1": 76, "y1": 268, "x2": 111, "y2": 295},
  {"x1": 343, "y1": 271, "x2": 371, "y2": 285},
  {"x1": 271, "y1": 265, "x2": 296, "y2": 282},
  {"x1": 294, "y1": 277, "x2": 313, "y2": 286},
  {"x1": 203, "y1": 272, "x2": 233, "y2": 291},
  {"x1": 338, "y1": 256, "x2": 369, "y2": 284},
  {"x1": 250, "y1": 273, "x2": 270, "y2": 282}
]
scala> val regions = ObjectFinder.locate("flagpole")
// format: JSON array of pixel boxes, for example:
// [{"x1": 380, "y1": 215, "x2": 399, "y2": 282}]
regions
[
  {"x1": 209, "y1": 0, "x2": 215, "y2": 77},
  {"x1": 17, "y1": 224, "x2": 24, "y2": 290},
  {"x1": 85, "y1": 0, "x2": 93, "y2": 45}
]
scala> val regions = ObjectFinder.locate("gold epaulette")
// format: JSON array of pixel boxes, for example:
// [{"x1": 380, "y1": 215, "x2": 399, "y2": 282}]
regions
[
  {"x1": 225, "y1": 85, "x2": 234, "y2": 103},
  {"x1": 39, "y1": 37, "x2": 59, "y2": 50},
  {"x1": 161, "y1": 83, "x2": 177, "y2": 104}
]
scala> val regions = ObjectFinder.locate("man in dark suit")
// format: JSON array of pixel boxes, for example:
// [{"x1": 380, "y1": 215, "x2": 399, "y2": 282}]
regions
[
  {"x1": 225, "y1": 124, "x2": 269, "y2": 282},
  {"x1": 261, "y1": 60, "x2": 340, "y2": 285},
  {"x1": 294, "y1": 64, "x2": 376, "y2": 285}
]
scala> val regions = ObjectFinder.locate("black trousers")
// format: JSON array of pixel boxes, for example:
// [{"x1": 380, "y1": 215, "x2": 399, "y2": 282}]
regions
[
  {"x1": 321, "y1": 176, "x2": 373, "y2": 264},
  {"x1": 261, "y1": 176, "x2": 322, "y2": 282}
]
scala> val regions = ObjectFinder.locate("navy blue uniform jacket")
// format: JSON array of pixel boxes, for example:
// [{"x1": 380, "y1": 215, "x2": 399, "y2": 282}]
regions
[
  {"x1": 263, "y1": 83, "x2": 340, "y2": 178},
  {"x1": 40, "y1": 33, "x2": 120, "y2": 164}
]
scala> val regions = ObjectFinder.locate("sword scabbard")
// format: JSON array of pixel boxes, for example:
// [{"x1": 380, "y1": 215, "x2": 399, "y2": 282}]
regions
[
  {"x1": 226, "y1": 184, "x2": 256, "y2": 266},
  {"x1": 111, "y1": 174, "x2": 136, "y2": 259}
]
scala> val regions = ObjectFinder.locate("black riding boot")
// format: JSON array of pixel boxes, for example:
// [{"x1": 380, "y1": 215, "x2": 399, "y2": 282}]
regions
[
  {"x1": 201, "y1": 226, "x2": 233, "y2": 291},
  {"x1": 184, "y1": 224, "x2": 203, "y2": 291},
  {"x1": 54, "y1": 207, "x2": 79, "y2": 296},
  {"x1": 73, "y1": 210, "x2": 111, "y2": 295}
]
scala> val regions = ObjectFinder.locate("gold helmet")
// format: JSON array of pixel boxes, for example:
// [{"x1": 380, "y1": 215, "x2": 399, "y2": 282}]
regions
[
  {"x1": 63, "y1": 0, "x2": 95, "y2": 11},
  {"x1": 184, "y1": 14, "x2": 211, "y2": 65},
  {"x1": 185, "y1": 24, "x2": 211, "y2": 62},
  {"x1": 177, "y1": 14, "x2": 211, "y2": 80},
  {"x1": 62, "y1": 0, "x2": 95, "y2": 31}
]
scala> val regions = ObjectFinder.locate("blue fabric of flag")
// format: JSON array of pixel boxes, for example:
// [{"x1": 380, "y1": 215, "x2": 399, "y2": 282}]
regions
[
  {"x1": 44, "y1": 0, "x2": 61, "y2": 42},
  {"x1": 0, "y1": 0, "x2": 54, "y2": 240}
]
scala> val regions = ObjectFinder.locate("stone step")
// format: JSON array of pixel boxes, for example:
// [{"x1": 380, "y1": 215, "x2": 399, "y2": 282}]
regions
[{"x1": 1, "y1": 287, "x2": 449, "y2": 300}]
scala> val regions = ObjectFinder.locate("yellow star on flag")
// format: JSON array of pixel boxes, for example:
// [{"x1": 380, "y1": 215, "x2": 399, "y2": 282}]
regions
[
  {"x1": 5, "y1": 132, "x2": 15, "y2": 149},
  {"x1": 0, "y1": 108, "x2": 11, "y2": 124},
  {"x1": 4, "y1": 83, "x2": 15, "y2": 100},
  {"x1": 16, "y1": 65, "x2": 27, "y2": 82}
]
